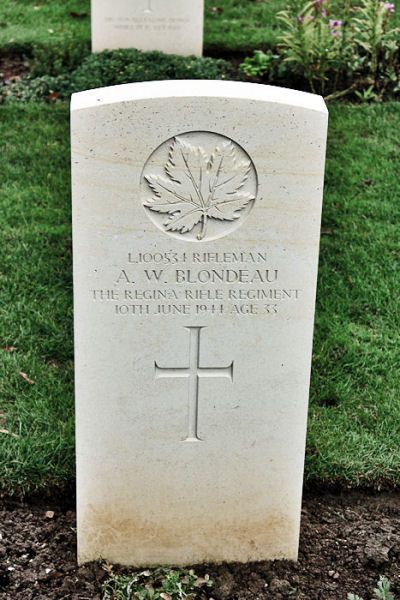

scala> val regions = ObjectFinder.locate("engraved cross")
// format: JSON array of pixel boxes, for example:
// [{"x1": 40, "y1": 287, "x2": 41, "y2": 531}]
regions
[
  {"x1": 144, "y1": 0, "x2": 153, "y2": 12},
  {"x1": 155, "y1": 326, "x2": 233, "y2": 442}
]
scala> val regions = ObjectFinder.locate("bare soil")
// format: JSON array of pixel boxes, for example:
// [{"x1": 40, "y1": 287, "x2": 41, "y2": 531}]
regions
[
  {"x1": 0, "y1": 55, "x2": 29, "y2": 84},
  {"x1": 0, "y1": 491, "x2": 399, "y2": 599}
]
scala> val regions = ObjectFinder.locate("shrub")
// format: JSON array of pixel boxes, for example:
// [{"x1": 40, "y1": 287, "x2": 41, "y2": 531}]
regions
[
  {"x1": 353, "y1": 0, "x2": 399, "y2": 92},
  {"x1": 69, "y1": 48, "x2": 233, "y2": 89},
  {"x1": 31, "y1": 38, "x2": 91, "y2": 77},
  {"x1": 3, "y1": 48, "x2": 234, "y2": 102},
  {"x1": 240, "y1": 0, "x2": 399, "y2": 99},
  {"x1": 277, "y1": 0, "x2": 356, "y2": 95}
]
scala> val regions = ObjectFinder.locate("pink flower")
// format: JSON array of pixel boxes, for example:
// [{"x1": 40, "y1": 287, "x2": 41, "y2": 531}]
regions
[
  {"x1": 383, "y1": 2, "x2": 395, "y2": 12},
  {"x1": 329, "y1": 19, "x2": 342, "y2": 34}
]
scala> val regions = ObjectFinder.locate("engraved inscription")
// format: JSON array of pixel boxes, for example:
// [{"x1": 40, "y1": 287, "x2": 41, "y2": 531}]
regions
[
  {"x1": 155, "y1": 326, "x2": 233, "y2": 442},
  {"x1": 103, "y1": 12, "x2": 190, "y2": 34},
  {"x1": 89, "y1": 248, "x2": 303, "y2": 318},
  {"x1": 141, "y1": 132, "x2": 258, "y2": 242}
]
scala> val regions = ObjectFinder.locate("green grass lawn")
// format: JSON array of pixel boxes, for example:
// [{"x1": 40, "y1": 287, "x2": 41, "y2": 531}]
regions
[
  {"x1": 0, "y1": 0, "x2": 283, "y2": 57},
  {"x1": 0, "y1": 101, "x2": 399, "y2": 494},
  {"x1": 0, "y1": 103, "x2": 74, "y2": 492}
]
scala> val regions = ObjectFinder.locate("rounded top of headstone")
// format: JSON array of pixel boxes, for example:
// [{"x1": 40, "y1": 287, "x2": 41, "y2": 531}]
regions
[{"x1": 71, "y1": 80, "x2": 328, "y2": 114}]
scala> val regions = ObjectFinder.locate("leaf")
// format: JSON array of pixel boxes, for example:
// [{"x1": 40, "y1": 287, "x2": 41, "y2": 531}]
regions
[
  {"x1": 47, "y1": 91, "x2": 60, "y2": 103},
  {"x1": 165, "y1": 206, "x2": 203, "y2": 233},
  {"x1": 210, "y1": 6, "x2": 224, "y2": 14},
  {"x1": 19, "y1": 371, "x2": 34, "y2": 384},
  {"x1": 144, "y1": 135, "x2": 255, "y2": 238},
  {"x1": 144, "y1": 174, "x2": 203, "y2": 233},
  {"x1": 193, "y1": 576, "x2": 209, "y2": 587},
  {"x1": 145, "y1": 175, "x2": 193, "y2": 213},
  {"x1": 165, "y1": 137, "x2": 208, "y2": 190},
  {"x1": 207, "y1": 192, "x2": 254, "y2": 221},
  {"x1": 207, "y1": 142, "x2": 252, "y2": 196},
  {"x1": 0, "y1": 428, "x2": 19, "y2": 439}
]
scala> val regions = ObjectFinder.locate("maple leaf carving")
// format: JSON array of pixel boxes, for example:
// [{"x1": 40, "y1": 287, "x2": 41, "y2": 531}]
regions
[{"x1": 144, "y1": 136, "x2": 255, "y2": 240}]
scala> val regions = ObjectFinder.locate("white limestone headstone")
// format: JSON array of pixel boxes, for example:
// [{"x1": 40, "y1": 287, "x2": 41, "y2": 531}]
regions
[
  {"x1": 91, "y1": 0, "x2": 204, "y2": 56},
  {"x1": 71, "y1": 80, "x2": 328, "y2": 566}
]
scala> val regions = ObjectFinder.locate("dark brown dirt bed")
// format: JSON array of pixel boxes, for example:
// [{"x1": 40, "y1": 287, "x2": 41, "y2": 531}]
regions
[
  {"x1": 0, "y1": 55, "x2": 29, "y2": 84},
  {"x1": 0, "y1": 492, "x2": 399, "y2": 599}
]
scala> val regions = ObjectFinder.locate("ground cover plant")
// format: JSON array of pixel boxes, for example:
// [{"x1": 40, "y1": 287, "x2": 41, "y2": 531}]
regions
[
  {"x1": 102, "y1": 567, "x2": 213, "y2": 600},
  {"x1": 0, "y1": 100, "x2": 399, "y2": 494}
]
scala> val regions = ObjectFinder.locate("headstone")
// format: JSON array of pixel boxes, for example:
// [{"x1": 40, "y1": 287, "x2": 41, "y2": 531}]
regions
[
  {"x1": 71, "y1": 80, "x2": 328, "y2": 566},
  {"x1": 91, "y1": 0, "x2": 204, "y2": 56}
]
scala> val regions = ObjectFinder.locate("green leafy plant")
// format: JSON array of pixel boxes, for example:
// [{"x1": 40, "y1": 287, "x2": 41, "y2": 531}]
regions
[
  {"x1": 348, "y1": 576, "x2": 395, "y2": 600},
  {"x1": 102, "y1": 567, "x2": 213, "y2": 600},
  {"x1": 31, "y1": 37, "x2": 90, "y2": 77},
  {"x1": 240, "y1": 49, "x2": 281, "y2": 78},
  {"x1": 352, "y1": 0, "x2": 399, "y2": 94},
  {"x1": 3, "y1": 49, "x2": 233, "y2": 102},
  {"x1": 276, "y1": 0, "x2": 355, "y2": 94},
  {"x1": 240, "y1": 0, "x2": 399, "y2": 98},
  {"x1": 355, "y1": 84, "x2": 380, "y2": 101}
]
